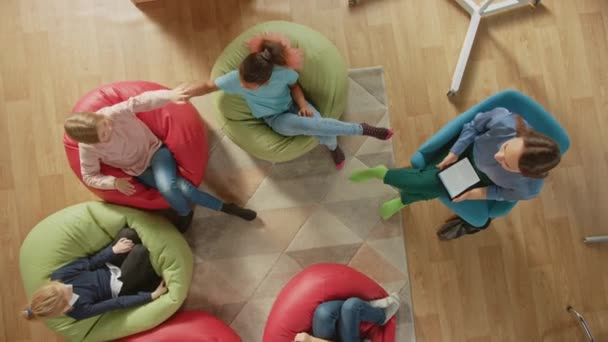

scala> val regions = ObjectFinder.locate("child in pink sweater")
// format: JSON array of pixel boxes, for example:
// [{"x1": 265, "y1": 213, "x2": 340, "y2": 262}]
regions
[{"x1": 64, "y1": 86, "x2": 256, "y2": 230}]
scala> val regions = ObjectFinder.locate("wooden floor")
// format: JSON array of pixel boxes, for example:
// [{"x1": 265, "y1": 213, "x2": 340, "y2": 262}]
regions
[{"x1": 1, "y1": 0, "x2": 607, "y2": 341}]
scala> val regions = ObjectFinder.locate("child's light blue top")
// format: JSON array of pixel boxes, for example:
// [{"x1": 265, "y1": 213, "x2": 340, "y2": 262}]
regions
[{"x1": 215, "y1": 66, "x2": 299, "y2": 118}]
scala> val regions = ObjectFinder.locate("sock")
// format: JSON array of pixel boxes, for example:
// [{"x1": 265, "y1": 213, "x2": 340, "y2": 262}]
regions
[
  {"x1": 369, "y1": 292, "x2": 399, "y2": 309},
  {"x1": 349, "y1": 165, "x2": 388, "y2": 182},
  {"x1": 361, "y1": 123, "x2": 393, "y2": 140},
  {"x1": 221, "y1": 203, "x2": 257, "y2": 221},
  {"x1": 330, "y1": 146, "x2": 346, "y2": 170},
  {"x1": 368, "y1": 297, "x2": 390, "y2": 309},
  {"x1": 380, "y1": 197, "x2": 407, "y2": 220},
  {"x1": 382, "y1": 293, "x2": 400, "y2": 324}
]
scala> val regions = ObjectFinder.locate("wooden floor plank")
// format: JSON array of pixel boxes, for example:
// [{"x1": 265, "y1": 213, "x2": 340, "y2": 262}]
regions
[{"x1": 1, "y1": 1, "x2": 606, "y2": 341}]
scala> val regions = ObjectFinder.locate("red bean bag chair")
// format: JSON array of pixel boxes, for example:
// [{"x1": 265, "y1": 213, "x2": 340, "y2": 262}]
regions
[
  {"x1": 263, "y1": 263, "x2": 396, "y2": 342},
  {"x1": 64, "y1": 81, "x2": 208, "y2": 209},
  {"x1": 119, "y1": 311, "x2": 241, "y2": 342}
]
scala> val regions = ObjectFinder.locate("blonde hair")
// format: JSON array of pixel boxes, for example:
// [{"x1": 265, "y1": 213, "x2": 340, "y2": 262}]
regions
[
  {"x1": 22, "y1": 281, "x2": 68, "y2": 321},
  {"x1": 64, "y1": 112, "x2": 101, "y2": 144}
]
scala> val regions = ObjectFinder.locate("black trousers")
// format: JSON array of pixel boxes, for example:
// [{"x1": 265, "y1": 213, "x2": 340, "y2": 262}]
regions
[{"x1": 109, "y1": 228, "x2": 161, "y2": 295}]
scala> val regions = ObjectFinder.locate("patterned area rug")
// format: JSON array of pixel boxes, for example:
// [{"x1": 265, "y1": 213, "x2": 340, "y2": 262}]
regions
[{"x1": 184, "y1": 66, "x2": 415, "y2": 342}]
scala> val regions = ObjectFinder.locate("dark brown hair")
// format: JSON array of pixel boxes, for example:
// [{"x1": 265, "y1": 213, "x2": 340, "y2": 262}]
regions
[
  {"x1": 239, "y1": 40, "x2": 287, "y2": 84},
  {"x1": 515, "y1": 115, "x2": 561, "y2": 179}
]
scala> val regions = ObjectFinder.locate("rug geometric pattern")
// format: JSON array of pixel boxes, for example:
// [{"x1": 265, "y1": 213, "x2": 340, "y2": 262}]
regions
[{"x1": 184, "y1": 66, "x2": 415, "y2": 342}]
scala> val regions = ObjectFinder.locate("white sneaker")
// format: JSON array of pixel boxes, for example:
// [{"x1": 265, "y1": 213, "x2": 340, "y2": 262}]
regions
[
  {"x1": 369, "y1": 292, "x2": 398, "y2": 309},
  {"x1": 368, "y1": 296, "x2": 390, "y2": 309},
  {"x1": 382, "y1": 293, "x2": 400, "y2": 324}
]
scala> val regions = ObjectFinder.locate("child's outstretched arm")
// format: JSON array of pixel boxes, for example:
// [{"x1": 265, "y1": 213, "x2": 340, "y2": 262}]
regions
[
  {"x1": 184, "y1": 80, "x2": 219, "y2": 98},
  {"x1": 100, "y1": 87, "x2": 188, "y2": 117},
  {"x1": 289, "y1": 83, "x2": 313, "y2": 117}
]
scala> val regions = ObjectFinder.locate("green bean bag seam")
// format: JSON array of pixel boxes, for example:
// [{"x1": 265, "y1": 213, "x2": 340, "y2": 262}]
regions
[
  {"x1": 211, "y1": 21, "x2": 348, "y2": 162},
  {"x1": 19, "y1": 201, "x2": 193, "y2": 342}
]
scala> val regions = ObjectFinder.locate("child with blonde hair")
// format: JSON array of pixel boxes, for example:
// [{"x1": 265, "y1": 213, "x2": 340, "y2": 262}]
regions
[
  {"x1": 22, "y1": 228, "x2": 166, "y2": 321},
  {"x1": 64, "y1": 85, "x2": 256, "y2": 230}
]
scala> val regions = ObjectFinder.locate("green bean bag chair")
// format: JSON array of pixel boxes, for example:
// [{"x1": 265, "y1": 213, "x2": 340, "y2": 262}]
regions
[
  {"x1": 19, "y1": 202, "x2": 193, "y2": 342},
  {"x1": 211, "y1": 21, "x2": 348, "y2": 162}
]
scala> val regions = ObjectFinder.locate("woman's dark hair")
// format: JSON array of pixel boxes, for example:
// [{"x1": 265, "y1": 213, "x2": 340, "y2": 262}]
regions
[
  {"x1": 239, "y1": 39, "x2": 287, "y2": 84},
  {"x1": 515, "y1": 115, "x2": 561, "y2": 179}
]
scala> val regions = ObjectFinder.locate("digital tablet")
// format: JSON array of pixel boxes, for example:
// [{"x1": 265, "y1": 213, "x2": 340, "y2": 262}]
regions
[{"x1": 437, "y1": 157, "x2": 482, "y2": 200}]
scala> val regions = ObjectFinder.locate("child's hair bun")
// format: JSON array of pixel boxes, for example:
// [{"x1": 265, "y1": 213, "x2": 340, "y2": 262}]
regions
[{"x1": 247, "y1": 33, "x2": 303, "y2": 70}]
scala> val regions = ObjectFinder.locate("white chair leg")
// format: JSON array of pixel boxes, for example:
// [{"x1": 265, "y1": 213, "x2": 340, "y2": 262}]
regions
[
  {"x1": 567, "y1": 306, "x2": 595, "y2": 341},
  {"x1": 583, "y1": 235, "x2": 608, "y2": 244},
  {"x1": 448, "y1": 0, "x2": 541, "y2": 96},
  {"x1": 482, "y1": 0, "x2": 536, "y2": 17},
  {"x1": 448, "y1": 12, "x2": 481, "y2": 97}
]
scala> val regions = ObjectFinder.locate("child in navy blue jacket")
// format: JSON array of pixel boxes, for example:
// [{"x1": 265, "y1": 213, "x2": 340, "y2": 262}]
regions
[{"x1": 22, "y1": 228, "x2": 166, "y2": 321}]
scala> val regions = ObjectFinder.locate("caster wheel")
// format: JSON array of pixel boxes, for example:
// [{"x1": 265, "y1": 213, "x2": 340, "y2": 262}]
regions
[
  {"x1": 447, "y1": 90, "x2": 457, "y2": 97},
  {"x1": 531, "y1": 0, "x2": 541, "y2": 8}
]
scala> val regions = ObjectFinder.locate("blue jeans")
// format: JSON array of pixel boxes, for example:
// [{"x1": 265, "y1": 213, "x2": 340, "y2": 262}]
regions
[
  {"x1": 312, "y1": 298, "x2": 386, "y2": 342},
  {"x1": 263, "y1": 102, "x2": 363, "y2": 151},
  {"x1": 136, "y1": 147, "x2": 223, "y2": 216}
]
